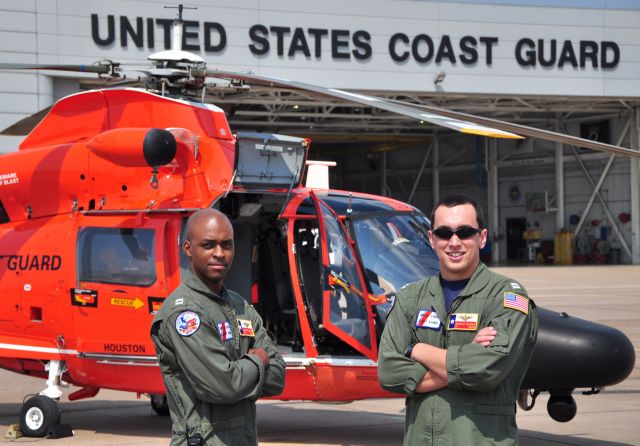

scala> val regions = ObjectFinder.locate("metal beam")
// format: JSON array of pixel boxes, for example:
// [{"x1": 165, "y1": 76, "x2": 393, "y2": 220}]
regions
[
  {"x1": 555, "y1": 121, "x2": 565, "y2": 230},
  {"x1": 433, "y1": 136, "x2": 440, "y2": 208},
  {"x1": 487, "y1": 138, "x2": 500, "y2": 264},
  {"x1": 631, "y1": 108, "x2": 640, "y2": 264},
  {"x1": 570, "y1": 117, "x2": 632, "y2": 260},
  {"x1": 407, "y1": 143, "x2": 433, "y2": 205}
]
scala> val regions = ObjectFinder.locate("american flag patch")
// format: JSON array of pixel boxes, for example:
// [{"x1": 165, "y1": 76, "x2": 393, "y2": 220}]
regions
[
  {"x1": 217, "y1": 321, "x2": 233, "y2": 341},
  {"x1": 504, "y1": 292, "x2": 529, "y2": 314}
]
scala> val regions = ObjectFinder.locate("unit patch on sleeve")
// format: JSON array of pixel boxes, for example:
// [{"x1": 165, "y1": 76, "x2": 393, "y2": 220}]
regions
[
  {"x1": 415, "y1": 309, "x2": 441, "y2": 330},
  {"x1": 175, "y1": 311, "x2": 200, "y2": 336},
  {"x1": 448, "y1": 313, "x2": 479, "y2": 331},
  {"x1": 217, "y1": 321, "x2": 233, "y2": 341},
  {"x1": 237, "y1": 319, "x2": 255, "y2": 336},
  {"x1": 504, "y1": 292, "x2": 529, "y2": 314}
]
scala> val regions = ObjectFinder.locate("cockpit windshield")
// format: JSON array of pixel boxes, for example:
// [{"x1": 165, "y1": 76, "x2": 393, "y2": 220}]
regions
[{"x1": 351, "y1": 212, "x2": 439, "y2": 322}]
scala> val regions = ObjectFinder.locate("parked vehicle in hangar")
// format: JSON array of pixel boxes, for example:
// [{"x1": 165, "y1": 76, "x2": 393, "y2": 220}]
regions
[{"x1": 0, "y1": 7, "x2": 634, "y2": 437}]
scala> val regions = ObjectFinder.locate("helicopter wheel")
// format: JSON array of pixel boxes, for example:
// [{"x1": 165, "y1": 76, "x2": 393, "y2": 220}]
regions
[
  {"x1": 150, "y1": 394, "x2": 170, "y2": 416},
  {"x1": 547, "y1": 394, "x2": 577, "y2": 422},
  {"x1": 19, "y1": 395, "x2": 61, "y2": 437}
]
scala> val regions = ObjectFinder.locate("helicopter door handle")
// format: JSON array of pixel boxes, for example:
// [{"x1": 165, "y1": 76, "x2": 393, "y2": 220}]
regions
[{"x1": 111, "y1": 289, "x2": 127, "y2": 293}]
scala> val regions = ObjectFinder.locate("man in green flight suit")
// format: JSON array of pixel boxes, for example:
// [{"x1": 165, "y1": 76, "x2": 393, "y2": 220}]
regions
[
  {"x1": 379, "y1": 195, "x2": 538, "y2": 445},
  {"x1": 151, "y1": 209, "x2": 286, "y2": 445}
]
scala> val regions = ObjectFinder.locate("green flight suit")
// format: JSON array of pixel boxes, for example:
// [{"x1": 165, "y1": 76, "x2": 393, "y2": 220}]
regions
[
  {"x1": 378, "y1": 263, "x2": 538, "y2": 446},
  {"x1": 151, "y1": 270, "x2": 286, "y2": 446}
]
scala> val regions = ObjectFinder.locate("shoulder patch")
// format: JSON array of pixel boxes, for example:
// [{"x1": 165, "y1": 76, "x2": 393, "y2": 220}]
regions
[
  {"x1": 509, "y1": 282, "x2": 522, "y2": 290},
  {"x1": 504, "y1": 292, "x2": 529, "y2": 314},
  {"x1": 174, "y1": 298, "x2": 185, "y2": 306},
  {"x1": 175, "y1": 311, "x2": 200, "y2": 336}
]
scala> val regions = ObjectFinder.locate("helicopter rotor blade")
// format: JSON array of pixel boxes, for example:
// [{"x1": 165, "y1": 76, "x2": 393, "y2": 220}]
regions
[
  {"x1": 390, "y1": 99, "x2": 640, "y2": 159},
  {"x1": 0, "y1": 63, "x2": 112, "y2": 75},
  {"x1": 0, "y1": 106, "x2": 52, "y2": 136},
  {"x1": 197, "y1": 69, "x2": 523, "y2": 140}
]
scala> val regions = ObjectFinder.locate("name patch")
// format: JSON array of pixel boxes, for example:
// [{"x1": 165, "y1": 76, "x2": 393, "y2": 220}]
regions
[
  {"x1": 217, "y1": 321, "x2": 233, "y2": 341},
  {"x1": 448, "y1": 313, "x2": 479, "y2": 331},
  {"x1": 415, "y1": 309, "x2": 441, "y2": 330}
]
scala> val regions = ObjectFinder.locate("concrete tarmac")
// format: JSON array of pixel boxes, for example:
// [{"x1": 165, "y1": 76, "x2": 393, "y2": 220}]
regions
[{"x1": 1, "y1": 266, "x2": 638, "y2": 445}]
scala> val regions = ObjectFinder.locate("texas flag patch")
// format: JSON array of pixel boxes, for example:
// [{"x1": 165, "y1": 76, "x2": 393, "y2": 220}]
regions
[
  {"x1": 237, "y1": 319, "x2": 255, "y2": 337},
  {"x1": 415, "y1": 310, "x2": 441, "y2": 330},
  {"x1": 448, "y1": 313, "x2": 479, "y2": 331},
  {"x1": 217, "y1": 321, "x2": 233, "y2": 341},
  {"x1": 504, "y1": 292, "x2": 529, "y2": 314}
]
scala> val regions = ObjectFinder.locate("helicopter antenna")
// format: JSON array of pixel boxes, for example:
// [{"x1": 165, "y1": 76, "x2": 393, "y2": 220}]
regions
[{"x1": 164, "y1": 4, "x2": 197, "y2": 22}]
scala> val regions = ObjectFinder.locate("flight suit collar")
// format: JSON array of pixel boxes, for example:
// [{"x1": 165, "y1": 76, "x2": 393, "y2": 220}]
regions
[
  {"x1": 427, "y1": 262, "x2": 491, "y2": 299},
  {"x1": 183, "y1": 269, "x2": 229, "y2": 302}
]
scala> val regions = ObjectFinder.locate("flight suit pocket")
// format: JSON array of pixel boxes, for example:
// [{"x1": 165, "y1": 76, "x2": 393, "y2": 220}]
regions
[
  {"x1": 201, "y1": 417, "x2": 246, "y2": 444},
  {"x1": 489, "y1": 318, "x2": 510, "y2": 353}
]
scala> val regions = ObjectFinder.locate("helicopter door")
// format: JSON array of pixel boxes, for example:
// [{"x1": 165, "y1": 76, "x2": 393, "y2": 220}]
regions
[
  {"x1": 72, "y1": 217, "x2": 168, "y2": 363},
  {"x1": 233, "y1": 132, "x2": 308, "y2": 189},
  {"x1": 314, "y1": 194, "x2": 377, "y2": 359}
]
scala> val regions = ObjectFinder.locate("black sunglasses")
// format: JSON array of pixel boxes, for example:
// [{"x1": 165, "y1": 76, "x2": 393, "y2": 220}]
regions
[{"x1": 432, "y1": 226, "x2": 481, "y2": 240}]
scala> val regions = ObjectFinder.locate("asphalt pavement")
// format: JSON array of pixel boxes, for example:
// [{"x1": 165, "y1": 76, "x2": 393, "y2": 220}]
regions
[{"x1": 1, "y1": 265, "x2": 638, "y2": 445}]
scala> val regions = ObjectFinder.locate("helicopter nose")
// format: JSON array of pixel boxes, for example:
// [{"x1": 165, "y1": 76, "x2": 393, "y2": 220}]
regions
[{"x1": 521, "y1": 307, "x2": 636, "y2": 390}]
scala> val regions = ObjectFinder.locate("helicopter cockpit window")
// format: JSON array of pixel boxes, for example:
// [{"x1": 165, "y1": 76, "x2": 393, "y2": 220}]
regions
[
  {"x1": 352, "y1": 213, "x2": 439, "y2": 294},
  {"x1": 78, "y1": 227, "x2": 156, "y2": 286},
  {"x1": 319, "y1": 201, "x2": 371, "y2": 348}
]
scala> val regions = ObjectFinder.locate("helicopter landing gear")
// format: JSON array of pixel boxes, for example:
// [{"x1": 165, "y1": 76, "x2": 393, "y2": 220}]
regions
[
  {"x1": 19, "y1": 360, "x2": 69, "y2": 437},
  {"x1": 547, "y1": 391, "x2": 577, "y2": 422},
  {"x1": 19, "y1": 395, "x2": 61, "y2": 437},
  {"x1": 150, "y1": 394, "x2": 170, "y2": 416}
]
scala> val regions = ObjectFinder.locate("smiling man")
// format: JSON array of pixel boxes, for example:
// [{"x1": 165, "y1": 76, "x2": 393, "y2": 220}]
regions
[
  {"x1": 151, "y1": 209, "x2": 285, "y2": 446},
  {"x1": 378, "y1": 195, "x2": 538, "y2": 445}
]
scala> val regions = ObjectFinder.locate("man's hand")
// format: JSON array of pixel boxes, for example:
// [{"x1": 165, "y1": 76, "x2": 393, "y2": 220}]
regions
[
  {"x1": 248, "y1": 348, "x2": 270, "y2": 367},
  {"x1": 472, "y1": 326, "x2": 497, "y2": 347}
]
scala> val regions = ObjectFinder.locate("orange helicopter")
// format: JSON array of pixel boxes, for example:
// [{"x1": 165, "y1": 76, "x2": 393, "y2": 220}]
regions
[{"x1": 0, "y1": 6, "x2": 635, "y2": 438}]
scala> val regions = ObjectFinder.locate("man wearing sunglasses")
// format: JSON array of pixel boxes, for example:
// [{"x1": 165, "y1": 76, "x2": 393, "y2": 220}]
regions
[{"x1": 379, "y1": 195, "x2": 538, "y2": 445}]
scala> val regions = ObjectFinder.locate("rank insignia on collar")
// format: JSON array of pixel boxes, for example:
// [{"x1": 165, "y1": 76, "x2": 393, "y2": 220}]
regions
[
  {"x1": 448, "y1": 313, "x2": 479, "y2": 331},
  {"x1": 415, "y1": 309, "x2": 441, "y2": 330},
  {"x1": 237, "y1": 319, "x2": 255, "y2": 336},
  {"x1": 217, "y1": 321, "x2": 233, "y2": 341}
]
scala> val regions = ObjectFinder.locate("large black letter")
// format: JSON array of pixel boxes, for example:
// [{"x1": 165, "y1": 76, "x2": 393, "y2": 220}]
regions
[
  {"x1": 558, "y1": 40, "x2": 578, "y2": 68},
  {"x1": 459, "y1": 36, "x2": 478, "y2": 64},
  {"x1": 601, "y1": 41, "x2": 619, "y2": 69},
  {"x1": 289, "y1": 28, "x2": 311, "y2": 57},
  {"x1": 92, "y1": 14, "x2": 114, "y2": 46},
  {"x1": 182, "y1": 20, "x2": 200, "y2": 51},
  {"x1": 156, "y1": 18, "x2": 173, "y2": 49},
  {"x1": 332, "y1": 29, "x2": 350, "y2": 59},
  {"x1": 308, "y1": 28, "x2": 328, "y2": 58},
  {"x1": 537, "y1": 39, "x2": 556, "y2": 67},
  {"x1": 249, "y1": 24, "x2": 269, "y2": 55},
  {"x1": 352, "y1": 30, "x2": 371, "y2": 60},
  {"x1": 270, "y1": 26, "x2": 291, "y2": 56},
  {"x1": 204, "y1": 22, "x2": 226, "y2": 52},
  {"x1": 479, "y1": 36, "x2": 498, "y2": 65},
  {"x1": 515, "y1": 38, "x2": 536, "y2": 66},
  {"x1": 435, "y1": 35, "x2": 456, "y2": 64},
  {"x1": 120, "y1": 16, "x2": 144, "y2": 48},
  {"x1": 580, "y1": 40, "x2": 598, "y2": 68},
  {"x1": 389, "y1": 33, "x2": 410, "y2": 62},
  {"x1": 411, "y1": 34, "x2": 433, "y2": 63}
]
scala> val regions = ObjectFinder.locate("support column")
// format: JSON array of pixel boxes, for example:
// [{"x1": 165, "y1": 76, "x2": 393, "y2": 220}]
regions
[
  {"x1": 555, "y1": 122, "x2": 565, "y2": 230},
  {"x1": 380, "y1": 151, "x2": 388, "y2": 197},
  {"x1": 432, "y1": 136, "x2": 440, "y2": 209},
  {"x1": 631, "y1": 109, "x2": 640, "y2": 264},
  {"x1": 487, "y1": 138, "x2": 500, "y2": 264}
]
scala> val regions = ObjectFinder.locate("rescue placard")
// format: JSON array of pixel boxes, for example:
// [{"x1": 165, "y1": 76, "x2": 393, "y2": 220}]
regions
[{"x1": 110, "y1": 297, "x2": 144, "y2": 310}]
